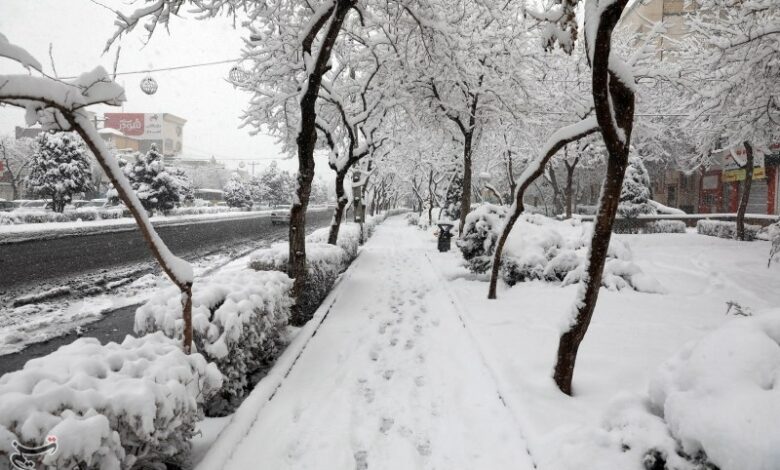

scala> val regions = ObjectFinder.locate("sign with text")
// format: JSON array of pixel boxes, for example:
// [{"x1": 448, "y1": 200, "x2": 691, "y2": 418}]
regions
[
  {"x1": 722, "y1": 167, "x2": 766, "y2": 183},
  {"x1": 104, "y1": 113, "x2": 163, "y2": 140}
]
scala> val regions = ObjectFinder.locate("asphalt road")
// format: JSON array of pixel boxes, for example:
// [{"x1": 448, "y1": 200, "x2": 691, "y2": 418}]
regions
[
  {"x1": 0, "y1": 209, "x2": 333, "y2": 291},
  {"x1": 0, "y1": 209, "x2": 334, "y2": 376}
]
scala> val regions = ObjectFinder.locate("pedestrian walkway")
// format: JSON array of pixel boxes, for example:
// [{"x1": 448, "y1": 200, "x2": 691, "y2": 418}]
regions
[{"x1": 211, "y1": 218, "x2": 535, "y2": 470}]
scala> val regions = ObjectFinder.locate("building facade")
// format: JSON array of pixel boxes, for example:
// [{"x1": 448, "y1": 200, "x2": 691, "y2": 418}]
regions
[{"x1": 103, "y1": 113, "x2": 186, "y2": 157}]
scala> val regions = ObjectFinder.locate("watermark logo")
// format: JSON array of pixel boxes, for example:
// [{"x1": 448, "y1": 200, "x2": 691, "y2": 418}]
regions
[{"x1": 9, "y1": 436, "x2": 57, "y2": 470}]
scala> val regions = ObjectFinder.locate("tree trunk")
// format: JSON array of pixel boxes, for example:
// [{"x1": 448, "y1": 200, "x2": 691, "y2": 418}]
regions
[
  {"x1": 565, "y1": 157, "x2": 579, "y2": 219},
  {"x1": 288, "y1": 0, "x2": 353, "y2": 326},
  {"x1": 553, "y1": 0, "x2": 634, "y2": 396},
  {"x1": 328, "y1": 171, "x2": 348, "y2": 245},
  {"x1": 736, "y1": 141, "x2": 754, "y2": 241},
  {"x1": 548, "y1": 164, "x2": 564, "y2": 215},
  {"x1": 459, "y1": 130, "x2": 473, "y2": 237}
]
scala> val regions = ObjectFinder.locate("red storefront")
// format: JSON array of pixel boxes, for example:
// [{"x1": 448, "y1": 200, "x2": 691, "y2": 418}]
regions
[{"x1": 698, "y1": 143, "x2": 780, "y2": 215}]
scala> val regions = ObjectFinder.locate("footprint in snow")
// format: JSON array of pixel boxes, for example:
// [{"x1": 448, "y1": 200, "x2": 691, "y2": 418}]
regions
[
  {"x1": 380, "y1": 417, "x2": 394, "y2": 434},
  {"x1": 382, "y1": 370, "x2": 394, "y2": 380},
  {"x1": 416, "y1": 439, "x2": 432, "y2": 457},
  {"x1": 390, "y1": 337, "x2": 398, "y2": 347},
  {"x1": 369, "y1": 347, "x2": 380, "y2": 362},
  {"x1": 354, "y1": 450, "x2": 368, "y2": 470},
  {"x1": 414, "y1": 376, "x2": 425, "y2": 387},
  {"x1": 404, "y1": 339, "x2": 414, "y2": 350}
]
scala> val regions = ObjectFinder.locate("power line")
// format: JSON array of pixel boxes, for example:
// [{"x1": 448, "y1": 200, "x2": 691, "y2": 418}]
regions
[{"x1": 59, "y1": 58, "x2": 242, "y2": 80}]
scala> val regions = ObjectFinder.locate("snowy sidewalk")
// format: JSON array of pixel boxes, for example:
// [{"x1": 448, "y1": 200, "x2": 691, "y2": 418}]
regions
[{"x1": 206, "y1": 218, "x2": 535, "y2": 470}]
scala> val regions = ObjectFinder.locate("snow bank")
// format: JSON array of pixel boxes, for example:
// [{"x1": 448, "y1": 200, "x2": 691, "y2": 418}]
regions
[
  {"x1": 305, "y1": 222, "x2": 362, "y2": 261},
  {"x1": 249, "y1": 242, "x2": 346, "y2": 320},
  {"x1": 697, "y1": 219, "x2": 760, "y2": 241},
  {"x1": 647, "y1": 310, "x2": 780, "y2": 470},
  {"x1": 456, "y1": 207, "x2": 662, "y2": 292},
  {"x1": 0, "y1": 333, "x2": 221, "y2": 470},
  {"x1": 135, "y1": 270, "x2": 293, "y2": 414}
]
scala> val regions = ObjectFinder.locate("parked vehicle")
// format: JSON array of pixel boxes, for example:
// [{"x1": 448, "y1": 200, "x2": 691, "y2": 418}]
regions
[{"x1": 271, "y1": 205, "x2": 291, "y2": 225}]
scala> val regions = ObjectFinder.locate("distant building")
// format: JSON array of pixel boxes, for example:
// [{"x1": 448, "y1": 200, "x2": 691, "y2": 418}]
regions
[
  {"x1": 103, "y1": 113, "x2": 186, "y2": 157},
  {"x1": 167, "y1": 155, "x2": 231, "y2": 192}
]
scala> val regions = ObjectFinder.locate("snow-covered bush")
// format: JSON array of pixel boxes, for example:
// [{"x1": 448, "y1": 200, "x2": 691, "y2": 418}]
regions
[
  {"x1": 135, "y1": 270, "x2": 292, "y2": 414},
  {"x1": 697, "y1": 219, "x2": 759, "y2": 241},
  {"x1": 642, "y1": 220, "x2": 687, "y2": 234},
  {"x1": 456, "y1": 203, "x2": 507, "y2": 273},
  {"x1": 646, "y1": 310, "x2": 780, "y2": 470},
  {"x1": 249, "y1": 243, "x2": 346, "y2": 320},
  {"x1": 306, "y1": 223, "x2": 362, "y2": 260},
  {"x1": 466, "y1": 214, "x2": 663, "y2": 293},
  {"x1": 0, "y1": 333, "x2": 221, "y2": 470},
  {"x1": 406, "y1": 212, "x2": 420, "y2": 226}
]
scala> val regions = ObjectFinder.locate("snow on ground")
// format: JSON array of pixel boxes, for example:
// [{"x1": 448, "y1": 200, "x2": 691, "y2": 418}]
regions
[
  {"x1": 202, "y1": 217, "x2": 535, "y2": 470},
  {"x1": 425, "y1": 227, "x2": 780, "y2": 467}
]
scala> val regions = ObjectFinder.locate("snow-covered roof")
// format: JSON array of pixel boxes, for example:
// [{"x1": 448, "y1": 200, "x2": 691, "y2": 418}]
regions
[{"x1": 98, "y1": 127, "x2": 127, "y2": 137}]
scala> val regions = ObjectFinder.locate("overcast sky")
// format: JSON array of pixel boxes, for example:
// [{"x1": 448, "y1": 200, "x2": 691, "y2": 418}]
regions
[{"x1": 0, "y1": 0, "x2": 331, "y2": 179}]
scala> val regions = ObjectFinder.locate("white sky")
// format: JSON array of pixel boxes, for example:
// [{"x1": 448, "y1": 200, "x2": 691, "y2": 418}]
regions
[{"x1": 0, "y1": 0, "x2": 332, "y2": 180}]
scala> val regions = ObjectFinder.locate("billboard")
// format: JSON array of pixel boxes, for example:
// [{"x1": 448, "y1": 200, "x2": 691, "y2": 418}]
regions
[{"x1": 104, "y1": 113, "x2": 163, "y2": 140}]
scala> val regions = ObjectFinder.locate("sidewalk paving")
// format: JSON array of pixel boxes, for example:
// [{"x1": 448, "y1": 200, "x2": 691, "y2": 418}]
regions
[{"x1": 205, "y1": 217, "x2": 535, "y2": 470}]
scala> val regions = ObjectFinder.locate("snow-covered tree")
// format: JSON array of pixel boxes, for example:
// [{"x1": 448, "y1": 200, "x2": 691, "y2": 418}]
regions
[
  {"x1": 126, "y1": 145, "x2": 182, "y2": 215},
  {"x1": 618, "y1": 156, "x2": 654, "y2": 219},
  {"x1": 252, "y1": 161, "x2": 293, "y2": 207},
  {"x1": 26, "y1": 132, "x2": 93, "y2": 212},
  {"x1": 224, "y1": 174, "x2": 252, "y2": 208},
  {"x1": 0, "y1": 135, "x2": 36, "y2": 200}
]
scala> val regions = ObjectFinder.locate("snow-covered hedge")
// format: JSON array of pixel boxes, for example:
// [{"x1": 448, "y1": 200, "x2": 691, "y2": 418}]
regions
[
  {"x1": 0, "y1": 333, "x2": 221, "y2": 470},
  {"x1": 306, "y1": 223, "x2": 362, "y2": 260},
  {"x1": 169, "y1": 206, "x2": 245, "y2": 216},
  {"x1": 646, "y1": 310, "x2": 780, "y2": 470},
  {"x1": 135, "y1": 270, "x2": 292, "y2": 414},
  {"x1": 457, "y1": 209, "x2": 662, "y2": 293},
  {"x1": 696, "y1": 219, "x2": 759, "y2": 241},
  {"x1": 0, "y1": 207, "x2": 126, "y2": 225},
  {"x1": 457, "y1": 203, "x2": 507, "y2": 273},
  {"x1": 249, "y1": 243, "x2": 346, "y2": 320},
  {"x1": 641, "y1": 220, "x2": 687, "y2": 234}
]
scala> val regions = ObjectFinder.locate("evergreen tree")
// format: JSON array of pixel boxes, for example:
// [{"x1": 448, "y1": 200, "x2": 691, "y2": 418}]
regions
[
  {"x1": 442, "y1": 173, "x2": 463, "y2": 222},
  {"x1": 26, "y1": 132, "x2": 93, "y2": 212},
  {"x1": 618, "y1": 156, "x2": 654, "y2": 219},
  {"x1": 223, "y1": 174, "x2": 252, "y2": 208},
  {"x1": 127, "y1": 145, "x2": 182, "y2": 215}
]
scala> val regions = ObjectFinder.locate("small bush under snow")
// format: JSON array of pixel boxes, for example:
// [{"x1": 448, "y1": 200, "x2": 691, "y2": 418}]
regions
[
  {"x1": 457, "y1": 203, "x2": 508, "y2": 274},
  {"x1": 405, "y1": 212, "x2": 420, "y2": 226},
  {"x1": 249, "y1": 242, "x2": 346, "y2": 322},
  {"x1": 642, "y1": 220, "x2": 687, "y2": 234},
  {"x1": 135, "y1": 269, "x2": 293, "y2": 415},
  {"x1": 455, "y1": 207, "x2": 662, "y2": 292},
  {"x1": 697, "y1": 219, "x2": 759, "y2": 241},
  {"x1": 0, "y1": 333, "x2": 221, "y2": 470}
]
